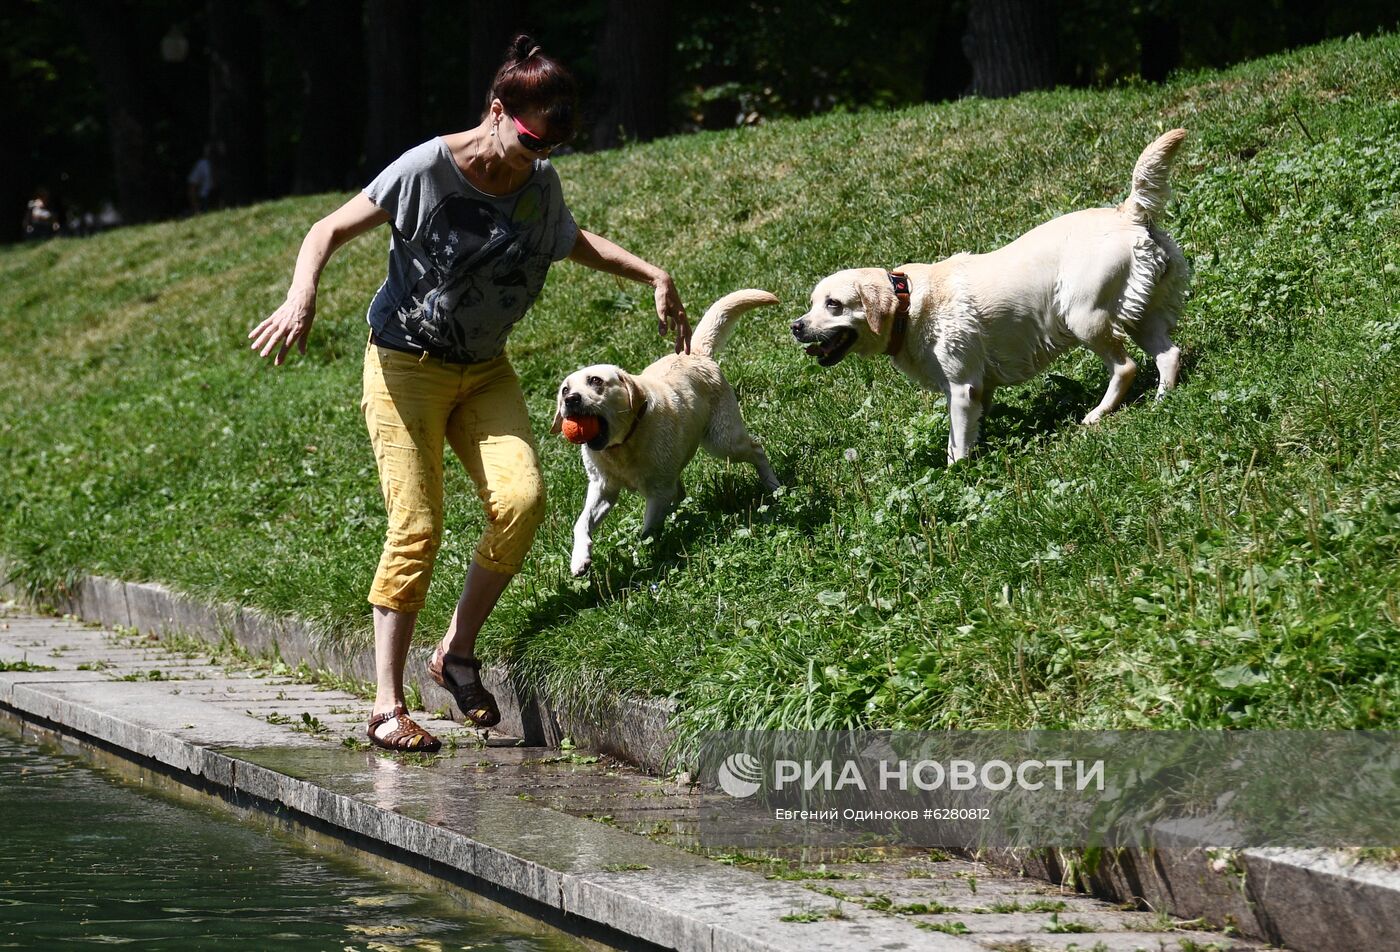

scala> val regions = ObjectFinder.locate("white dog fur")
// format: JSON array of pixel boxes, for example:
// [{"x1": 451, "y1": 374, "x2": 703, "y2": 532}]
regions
[
  {"x1": 553, "y1": 289, "x2": 781, "y2": 576},
  {"x1": 792, "y1": 128, "x2": 1190, "y2": 463}
]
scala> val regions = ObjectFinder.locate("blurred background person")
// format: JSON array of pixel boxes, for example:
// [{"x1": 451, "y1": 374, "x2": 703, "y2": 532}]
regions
[
  {"x1": 22, "y1": 187, "x2": 61, "y2": 240},
  {"x1": 187, "y1": 143, "x2": 215, "y2": 214}
]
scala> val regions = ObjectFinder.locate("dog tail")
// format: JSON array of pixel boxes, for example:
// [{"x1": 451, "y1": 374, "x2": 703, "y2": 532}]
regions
[
  {"x1": 689, "y1": 289, "x2": 780, "y2": 359},
  {"x1": 1120, "y1": 128, "x2": 1187, "y2": 223}
]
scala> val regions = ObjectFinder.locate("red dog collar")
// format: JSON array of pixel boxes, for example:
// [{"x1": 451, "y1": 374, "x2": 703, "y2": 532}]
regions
[{"x1": 886, "y1": 271, "x2": 911, "y2": 357}]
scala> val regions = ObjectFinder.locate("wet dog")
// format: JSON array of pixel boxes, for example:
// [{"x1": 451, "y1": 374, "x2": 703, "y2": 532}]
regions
[
  {"x1": 792, "y1": 128, "x2": 1190, "y2": 463},
  {"x1": 552, "y1": 289, "x2": 780, "y2": 575}
]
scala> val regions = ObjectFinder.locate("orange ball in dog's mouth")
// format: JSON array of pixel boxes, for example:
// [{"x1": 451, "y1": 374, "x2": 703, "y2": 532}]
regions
[{"x1": 560, "y1": 415, "x2": 601, "y2": 445}]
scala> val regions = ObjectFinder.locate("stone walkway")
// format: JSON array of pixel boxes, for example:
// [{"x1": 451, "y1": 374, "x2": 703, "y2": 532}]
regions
[{"x1": 0, "y1": 603, "x2": 1274, "y2": 952}]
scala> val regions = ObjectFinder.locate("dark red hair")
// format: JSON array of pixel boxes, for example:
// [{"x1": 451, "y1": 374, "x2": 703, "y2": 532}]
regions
[{"x1": 486, "y1": 34, "x2": 578, "y2": 145}]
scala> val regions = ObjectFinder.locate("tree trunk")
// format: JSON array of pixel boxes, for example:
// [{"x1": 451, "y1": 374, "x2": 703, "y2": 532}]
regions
[
  {"x1": 78, "y1": 7, "x2": 165, "y2": 222},
  {"x1": 590, "y1": 0, "x2": 672, "y2": 148},
  {"x1": 363, "y1": 0, "x2": 422, "y2": 175},
  {"x1": 467, "y1": 1, "x2": 521, "y2": 121},
  {"x1": 962, "y1": 0, "x2": 1058, "y2": 98},
  {"x1": 923, "y1": 0, "x2": 974, "y2": 102},
  {"x1": 207, "y1": 0, "x2": 266, "y2": 205},
  {"x1": 1137, "y1": 5, "x2": 1181, "y2": 83},
  {"x1": 291, "y1": 0, "x2": 364, "y2": 193}
]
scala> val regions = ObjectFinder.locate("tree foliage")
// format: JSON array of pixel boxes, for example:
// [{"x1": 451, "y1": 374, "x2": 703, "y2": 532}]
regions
[{"x1": 4, "y1": 0, "x2": 1396, "y2": 242}]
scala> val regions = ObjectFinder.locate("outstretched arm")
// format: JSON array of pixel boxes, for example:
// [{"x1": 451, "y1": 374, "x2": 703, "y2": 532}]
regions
[
  {"x1": 248, "y1": 192, "x2": 390, "y2": 366},
  {"x1": 567, "y1": 228, "x2": 690, "y2": 353}
]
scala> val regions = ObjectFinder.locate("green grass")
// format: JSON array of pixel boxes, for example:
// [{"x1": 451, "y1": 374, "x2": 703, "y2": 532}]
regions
[
  {"x1": 0, "y1": 660, "x2": 56, "y2": 672},
  {"x1": 2, "y1": 34, "x2": 1398, "y2": 749}
]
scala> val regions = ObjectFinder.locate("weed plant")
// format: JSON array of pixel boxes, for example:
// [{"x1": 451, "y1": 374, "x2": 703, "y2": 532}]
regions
[{"x1": 2, "y1": 34, "x2": 1397, "y2": 745}]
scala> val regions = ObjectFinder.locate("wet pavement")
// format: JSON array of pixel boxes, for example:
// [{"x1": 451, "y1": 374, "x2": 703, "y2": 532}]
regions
[{"x1": 1, "y1": 603, "x2": 1275, "y2": 951}]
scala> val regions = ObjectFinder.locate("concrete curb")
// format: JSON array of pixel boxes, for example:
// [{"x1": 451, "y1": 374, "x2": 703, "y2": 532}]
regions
[
  {"x1": 991, "y1": 842, "x2": 1399, "y2": 952},
  {"x1": 0, "y1": 565, "x2": 678, "y2": 772}
]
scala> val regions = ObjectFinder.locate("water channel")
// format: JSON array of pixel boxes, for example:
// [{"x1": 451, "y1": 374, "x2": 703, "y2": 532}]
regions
[{"x1": 0, "y1": 725, "x2": 584, "y2": 950}]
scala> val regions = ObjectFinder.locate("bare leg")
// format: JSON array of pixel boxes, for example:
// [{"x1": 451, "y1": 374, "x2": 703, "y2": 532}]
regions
[
  {"x1": 440, "y1": 562, "x2": 513, "y2": 661},
  {"x1": 371, "y1": 606, "x2": 416, "y2": 739}
]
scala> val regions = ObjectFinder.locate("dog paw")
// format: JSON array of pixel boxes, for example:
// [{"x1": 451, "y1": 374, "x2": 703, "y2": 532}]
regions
[
  {"x1": 570, "y1": 553, "x2": 592, "y2": 576},
  {"x1": 1081, "y1": 409, "x2": 1104, "y2": 425}
]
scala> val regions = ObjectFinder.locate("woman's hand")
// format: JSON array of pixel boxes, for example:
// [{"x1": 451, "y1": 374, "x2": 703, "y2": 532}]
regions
[
  {"x1": 249, "y1": 288, "x2": 316, "y2": 366},
  {"x1": 246, "y1": 194, "x2": 388, "y2": 367},
  {"x1": 567, "y1": 229, "x2": 691, "y2": 353},
  {"x1": 654, "y1": 271, "x2": 691, "y2": 354}
]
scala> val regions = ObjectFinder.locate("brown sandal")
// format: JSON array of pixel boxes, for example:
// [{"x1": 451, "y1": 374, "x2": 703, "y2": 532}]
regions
[
  {"x1": 428, "y1": 646, "x2": 502, "y2": 728},
  {"x1": 366, "y1": 704, "x2": 442, "y2": 753}
]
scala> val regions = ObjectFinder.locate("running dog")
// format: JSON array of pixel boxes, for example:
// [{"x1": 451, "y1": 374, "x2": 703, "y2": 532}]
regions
[
  {"x1": 553, "y1": 289, "x2": 781, "y2": 576},
  {"x1": 791, "y1": 128, "x2": 1190, "y2": 463}
]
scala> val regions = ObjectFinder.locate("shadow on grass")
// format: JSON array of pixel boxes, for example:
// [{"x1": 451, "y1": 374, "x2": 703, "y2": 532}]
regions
[
  {"x1": 988, "y1": 373, "x2": 1092, "y2": 446},
  {"x1": 895, "y1": 373, "x2": 1091, "y2": 468},
  {"x1": 499, "y1": 466, "x2": 837, "y2": 662},
  {"x1": 978, "y1": 356, "x2": 1196, "y2": 454}
]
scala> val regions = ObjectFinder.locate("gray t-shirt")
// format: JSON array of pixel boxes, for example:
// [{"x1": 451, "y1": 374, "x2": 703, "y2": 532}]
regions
[{"x1": 364, "y1": 137, "x2": 578, "y2": 363}]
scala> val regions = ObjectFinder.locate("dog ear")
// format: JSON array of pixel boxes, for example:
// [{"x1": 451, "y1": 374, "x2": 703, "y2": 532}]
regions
[
  {"x1": 549, "y1": 390, "x2": 564, "y2": 434},
  {"x1": 857, "y1": 278, "x2": 893, "y2": 337},
  {"x1": 623, "y1": 374, "x2": 645, "y2": 418}
]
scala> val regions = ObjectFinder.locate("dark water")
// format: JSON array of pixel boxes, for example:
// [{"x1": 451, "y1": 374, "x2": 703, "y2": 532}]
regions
[{"x1": 0, "y1": 730, "x2": 578, "y2": 950}]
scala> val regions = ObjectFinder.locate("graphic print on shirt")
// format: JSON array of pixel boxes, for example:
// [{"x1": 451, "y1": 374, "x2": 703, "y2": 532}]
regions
[{"x1": 397, "y1": 183, "x2": 551, "y2": 361}]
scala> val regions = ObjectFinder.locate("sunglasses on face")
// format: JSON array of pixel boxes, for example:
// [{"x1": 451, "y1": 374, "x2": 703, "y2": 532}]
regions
[{"x1": 510, "y1": 114, "x2": 561, "y2": 154}]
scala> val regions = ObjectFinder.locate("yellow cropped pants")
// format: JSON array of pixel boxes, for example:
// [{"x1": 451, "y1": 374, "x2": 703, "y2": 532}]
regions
[{"x1": 361, "y1": 342, "x2": 545, "y2": 612}]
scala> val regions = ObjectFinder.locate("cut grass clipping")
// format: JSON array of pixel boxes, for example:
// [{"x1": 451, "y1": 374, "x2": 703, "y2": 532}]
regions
[{"x1": 2, "y1": 33, "x2": 1397, "y2": 747}]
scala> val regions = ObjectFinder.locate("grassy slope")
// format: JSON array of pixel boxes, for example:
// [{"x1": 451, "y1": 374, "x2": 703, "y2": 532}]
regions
[{"x1": 2, "y1": 35, "x2": 1398, "y2": 745}]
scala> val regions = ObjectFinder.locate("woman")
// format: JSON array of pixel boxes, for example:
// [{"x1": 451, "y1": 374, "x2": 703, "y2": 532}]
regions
[{"x1": 248, "y1": 35, "x2": 690, "y2": 752}]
